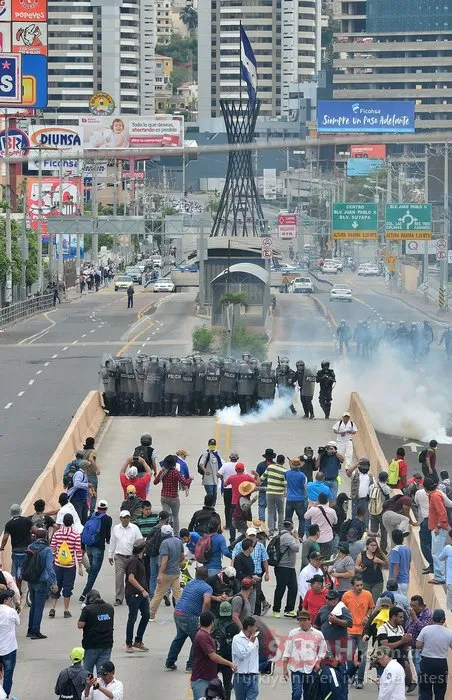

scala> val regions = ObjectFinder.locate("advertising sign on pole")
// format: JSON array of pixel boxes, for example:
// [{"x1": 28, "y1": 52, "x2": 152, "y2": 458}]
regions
[
  {"x1": 12, "y1": 0, "x2": 47, "y2": 22},
  {"x1": 278, "y1": 214, "x2": 297, "y2": 239},
  {"x1": 385, "y1": 203, "x2": 432, "y2": 240},
  {"x1": 80, "y1": 115, "x2": 184, "y2": 150},
  {"x1": 350, "y1": 144, "x2": 386, "y2": 159},
  {"x1": 28, "y1": 124, "x2": 83, "y2": 171},
  {"x1": 12, "y1": 21, "x2": 47, "y2": 55},
  {"x1": 346, "y1": 159, "x2": 385, "y2": 177},
  {"x1": 405, "y1": 240, "x2": 437, "y2": 255},
  {"x1": 263, "y1": 169, "x2": 276, "y2": 199},
  {"x1": 317, "y1": 100, "x2": 415, "y2": 133},
  {"x1": 26, "y1": 177, "x2": 82, "y2": 233},
  {"x1": 332, "y1": 203, "x2": 378, "y2": 240}
]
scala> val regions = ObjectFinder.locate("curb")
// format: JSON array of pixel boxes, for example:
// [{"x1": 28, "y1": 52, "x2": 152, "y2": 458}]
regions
[
  {"x1": 309, "y1": 271, "x2": 334, "y2": 288},
  {"x1": 371, "y1": 287, "x2": 449, "y2": 325}
]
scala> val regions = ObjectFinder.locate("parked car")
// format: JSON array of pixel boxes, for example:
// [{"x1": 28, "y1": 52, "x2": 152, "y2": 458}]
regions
[
  {"x1": 322, "y1": 261, "x2": 338, "y2": 274},
  {"x1": 329, "y1": 284, "x2": 352, "y2": 302},
  {"x1": 114, "y1": 275, "x2": 133, "y2": 291},
  {"x1": 153, "y1": 279, "x2": 175, "y2": 293},
  {"x1": 290, "y1": 277, "x2": 314, "y2": 294}
]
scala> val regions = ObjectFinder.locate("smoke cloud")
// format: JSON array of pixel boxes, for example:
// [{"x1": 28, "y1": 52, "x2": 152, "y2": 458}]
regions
[{"x1": 216, "y1": 396, "x2": 292, "y2": 427}]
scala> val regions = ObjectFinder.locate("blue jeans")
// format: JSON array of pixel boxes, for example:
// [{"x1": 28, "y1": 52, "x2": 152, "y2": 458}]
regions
[
  {"x1": 82, "y1": 546, "x2": 105, "y2": 596},
  {"x1": 83, "y1": 647, "x2": 112, "y2": 675},
  {"x1": 125, "y1": 593, "x2": 150, "y2": 645},
  {"x1": 166, "y1": 611, "x2": 199, "y2": 668},
  {"x1": 11, "y1": 550, "x2": 27, "y2": 579},
  {"x1": 0, "y1": 649, "x2": 16, "y2": 696},
  {"x1": 28, "y1": 580, "x2": 48, "y2": 633},
  {"x1": 291, "y1": 670, "x2": 318, "y2": 700},
  {"x1": 234, "y1": 673, "x2": 259, "y2": 700},
  {"x1": 149, "y1": 555, "x2": 159, "y2": 598},
  {"x1": 88, "y1": 475, "x2": 98, "y2": 515},
  {"x1": 258, "y1": 491, "x2": 267, "y2": 521},
  {"x1": 204, "y1": 484, "x2": 217, "y2": 504},
  {"x1": 325, "y1": 479, "x2": 338, "y2": 501},
  {"x1": 420, "y1": 518, "x2": 433, "y2": 567},
  {"x1": 432, "y1": 528, "x2": 447, "y2": 582},
  {"x1": 191, "y1": 678, "x2": 209, "y2": 700},
  {"x1": 285, "y1": 500, "x2": 307, "y2": 537}
]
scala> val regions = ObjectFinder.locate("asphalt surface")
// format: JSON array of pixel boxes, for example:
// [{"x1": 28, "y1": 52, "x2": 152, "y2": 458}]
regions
[{"x1": 0, "y1": 287, "x2": 199, "y2": 516}]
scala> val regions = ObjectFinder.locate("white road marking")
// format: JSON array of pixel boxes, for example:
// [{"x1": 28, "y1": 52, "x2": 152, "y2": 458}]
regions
[
  {"x1": 36, "y1": 370, "x2": 42, "y2": 375},
  {"x1": 28, "y1": 379, "x2": 34, "y2": 385},
  {"x1": 4, "y1": 402, "x2": 12, "y2": 409},
  {"x1": 44, "y1": 362, "x2": 49, "y2": 366},
  {"x1": 17, "y1": 391, "x2": 24, "y2": 397},
  {"x1": 18, "y1": 311, "x2": 57, "y2": 345},
  {"x1": 142, "y1": 342, "x2": 146, "y2": 347},
  {"x1": 72, "y1": 340, "x2": 78, "y2": 344},
  {"x1": 63, "y1": 346, "x2": 68, "y2": 351},
  {"x1": 81, "y1": 334, "x2": 86, "y2": 338},
  {"x1": 90, "y1": 329, "x2": 96, "y2": 333},
  {"x1": 52, "y1": 354, "x2": 58, "y2": 358}
]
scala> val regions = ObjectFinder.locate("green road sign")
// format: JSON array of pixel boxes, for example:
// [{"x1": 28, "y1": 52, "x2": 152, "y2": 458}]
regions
[
  {"x1": 332, "y1": 202, "x2": 378, "y2": 240},
  {"x1": 385, "y1": 203, "x2": 432, "y2": 240}
]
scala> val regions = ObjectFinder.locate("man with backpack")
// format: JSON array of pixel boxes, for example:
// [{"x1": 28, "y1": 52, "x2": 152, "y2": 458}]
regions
[
  {"x1": 77, "y1": 589, "x2": 114, "y2": 675},
  {"x1": 387, "y1": 448, "x2": 408, "y2": 491},
  {"x1": 132, "y1": 433, "x2": 158, "y2": 475},
  {"x1": 368, "y1": 472, "x2": 391, "y2": 553},
  {"x1": 49, "y1": 513, "x2": 83, "y2": 619},
  {"x1": 211, "y1": 602, "x2": 240, "y2": 700},
  {"x1": 188, "y1": 495, "x2": 218, "y2": 536},
  {"x1": 120, "y1": 485, "x2": 144, "y2": 523},
  {"x1": 67, "y1": 460, "x2": 93, "y2": 525},
  {"x1": 198, "y1": 438, "x2": 223, "y2": 504},
  {"x1": 54, "y1": 647, "x2": 89, "y2": 700},
  {"x1": 271, "y1": 520, "x2": 300, "y2": 619},
  {"x1": 146, "y1": 510, "x2": 171, "y2": 599},
  {"x1": 420, "y1": 440, "x2": 439, "y2": 482},
  {"x1": 24, "y1": 528, "x2": 58, "y2": 639},
  {"x1": 79, "y1": 500, "x2": 112, "y2": 603}
]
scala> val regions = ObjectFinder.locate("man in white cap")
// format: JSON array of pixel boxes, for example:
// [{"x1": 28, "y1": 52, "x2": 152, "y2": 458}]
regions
[
  {"x1": 108, "y1": 511, "x2": 141, "y2": 606},
  {"x1": 333, "y1": 411, "x2": 357, "y2": 470},
  {"x1": 119, "y1": 456, "x2": 153, "y2": 500}
]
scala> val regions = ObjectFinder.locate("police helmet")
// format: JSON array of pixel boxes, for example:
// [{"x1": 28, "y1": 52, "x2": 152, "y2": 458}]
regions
[{"x1": 321, "y1": 360, "x2": 330, "y2": 369}]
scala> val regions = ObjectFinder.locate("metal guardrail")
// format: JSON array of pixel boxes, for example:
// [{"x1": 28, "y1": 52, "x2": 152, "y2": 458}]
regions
[{"x1": 0, "y1": 293, "x2": 54, "y2": 327}]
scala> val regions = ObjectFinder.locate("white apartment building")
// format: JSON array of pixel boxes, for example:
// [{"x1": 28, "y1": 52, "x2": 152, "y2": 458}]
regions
[
  {"x1": 46, "y1": 0, "x2": 156, "y2": 122},
  {"x1": 198, "y1": 0, "x2": 321, "y2": 123}
]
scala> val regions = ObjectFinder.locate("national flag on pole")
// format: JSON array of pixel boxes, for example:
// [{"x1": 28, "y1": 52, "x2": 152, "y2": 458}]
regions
[{"x1": 240, "y1": 25, "x2": 257, "y2": 107}]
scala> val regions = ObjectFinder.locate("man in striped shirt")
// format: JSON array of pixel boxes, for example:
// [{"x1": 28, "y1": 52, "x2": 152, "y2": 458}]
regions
[
  {"x1": 49, "y1": 513, "x2": 83, "y2": 619},
  {"x1": 261, "y1": 454, "x2": 287, "y2": 536}
]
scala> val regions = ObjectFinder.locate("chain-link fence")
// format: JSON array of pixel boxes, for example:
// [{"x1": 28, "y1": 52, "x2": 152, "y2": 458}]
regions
[{"x1": 0, "y1": 293, "x2": 54, "y2": 328}]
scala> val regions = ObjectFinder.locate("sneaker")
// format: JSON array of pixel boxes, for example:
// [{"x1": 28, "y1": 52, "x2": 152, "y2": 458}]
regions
[
  {"x1": 79, "y1": 594, "x2": 86, "y2": 603},
  {"x1": 30, "y1": 632, "x2": 47, "y2": 639},
  {"x1": 126, "y1": 645, "x2": 134, "y2": 653},
  {"x1": 163, "y1": 595, "x2": 171, "y2": 607},
  {"x1": 114, "y1": 600, "x2": 122, "y2": 606},
  {"x1": 272, "y1": 611, "x2": 281, "y2": 618},
  {"x1": 407, "y1": 683, "x2": 417, "y2": 694},
  {"x1": 64, "y1": 610, "x2": 72, "y2": 619},
  {"x1": 185, "y1": 667, "x2": 192, "y2": 675},
  {"x1": 150, "y1": 614, "x2": 156, "y2": 622},
  {"x1": 132, "y1": 642, "x2": 149, "y2": 652},
  {"x1": 261, "y1": 602, "x2": 271, "y2": 617},
  {"x1": 422, "y1": 567, "x2": 433, "y2": 574},
  {"x1": 48, "y1": 609, "x2": 55, "y2": 618},
  {"x1": 164, "y1": 663, "x2": 177, "y2": 671},
  {"x1": 284, "y1": 610, "x2": 297, "y2": 618},
  {"x1": 355, "y1": 681, "x2": 364, "y2": 689}
]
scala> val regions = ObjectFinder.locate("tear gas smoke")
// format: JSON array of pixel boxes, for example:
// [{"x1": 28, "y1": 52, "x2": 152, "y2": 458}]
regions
[{"x1": 216, "y1": 396, "x2": 292, "y2": 427}]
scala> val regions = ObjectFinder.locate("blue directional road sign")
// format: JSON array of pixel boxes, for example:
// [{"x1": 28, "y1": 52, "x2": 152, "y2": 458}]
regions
[{"x1": 0, "y1": 53, "x2": 22, "y2": 103}]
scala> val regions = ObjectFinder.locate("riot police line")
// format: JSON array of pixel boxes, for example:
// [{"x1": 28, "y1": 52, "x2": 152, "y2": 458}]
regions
[{"x1": 99, "y1": 354, "x2": 337, "y2": 419}]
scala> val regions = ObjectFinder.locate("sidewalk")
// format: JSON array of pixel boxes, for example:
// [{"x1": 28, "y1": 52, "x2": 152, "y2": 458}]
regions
[
  {"x1": 372, "y1": 284, "x2": 450, "y2": 324},
  {"x1": 13, "y1": 411, "x2": 373, "y2": 700}
]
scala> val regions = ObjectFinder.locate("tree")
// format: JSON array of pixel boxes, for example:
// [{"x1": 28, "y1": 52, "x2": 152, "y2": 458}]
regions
[
  {"x1": 221, "y1": 291, "x2": 249, "y2": 312},
  {"x1": 155, "y1": 34, "x2": 198, "y2": 78},
  {"x1": 179, "y1": 5, "x2": 198, "y2": 33}
]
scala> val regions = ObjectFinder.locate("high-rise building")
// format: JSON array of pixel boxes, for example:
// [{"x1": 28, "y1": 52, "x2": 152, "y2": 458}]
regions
[
  {"x1": 333, "y1": 0, "x2": 452, "y2": 157},
  {"x1": 198, "y1": 0, "x2": 321, "y2": 123},
  {"x1": 47, "y1": 0, "x2": 156, "y2": 123}
]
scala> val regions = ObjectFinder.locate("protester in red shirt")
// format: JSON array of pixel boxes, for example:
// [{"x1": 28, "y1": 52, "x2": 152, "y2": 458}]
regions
[
  {"x1": 224, "y1": 463, "x2": 259, "y2": 506},
  {"x1": 153, "y1": 454, "x2": 192, "y2": 534},
  {"x1": 190, "y1": 611, "x2": 236, "y2": 700},
  {"x1": 120, "y1": 456, "x2": 152, "y2": 500},
  {"x1": 393, "y1": 447, "x2": 408, "y2": 490},
  {"x1": 302, "y1": 574, "x2": 328, "y2": 623}
]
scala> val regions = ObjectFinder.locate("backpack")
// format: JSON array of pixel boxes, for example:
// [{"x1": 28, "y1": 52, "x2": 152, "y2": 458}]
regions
[
  {"x1": 145, "y1": 525, "x2": 164, "y2": 557},
  {"x1": 195, "y1": 533, "x2": 214, "y2": 563},
  {"x1": 57, "y1": 667, "x2": 86, "y2": 700},
  {"x1": 21, "y1": 543, "x2": 46, "y2": 583},
  {"x1": 212, "y1": 620, "x2": 235, "y2": 658},
  {"x1": 387, "y1": 459, "x2": 400, "y2": 487},
  {"x1": 339, "y1": 519, "x2": 352, "y2": 541},
  {"x1": 56, "y1": 540, "x2": 73, "y2": 566},
  {"x1": 81, "y1": 512, "x2": 105, "y2": 547},
  {"x1": 369, "y1": 482, "x2": 387, "y2": 516},
  {"x1": 63, "y1": 463, "x2": 78, "y2": 489},
  {"x1": 418, "y1": 449, "x2": 427, "y2": 464},
  {"x1": 197, "y1": 453, "x2": 206, "y2": 476},
  {"x1": 120, "y1": 495, "x2": 144, "y2": 522},
  {"x1": 267, "y1": 534, "x2": 287, "y2": 567}
]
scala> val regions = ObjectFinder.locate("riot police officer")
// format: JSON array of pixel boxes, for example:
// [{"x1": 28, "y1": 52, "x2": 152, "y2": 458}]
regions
[
  {"x1": 410, "y1": 322, "x2": 421, "y2": 360},
  {"x1": 219, "y1": 358, "x2": 238, "y2": 408},
  {"x1": 257, "y1": 361, "x2": 276, "y2": 402},
  {"x1": 395, "y1": 321, "x2": 410, "y2": 349},
  {"x1": 180, "y1": 358, "x2": 195, "y2": 416},
  {"x1": 336, "y1": 320, "x2": 351, "y2": 354},
  {"x1": 439, "y1": 326, "x2": 452, "y2": 359},
  {"x1": 164, "y1": 357, "x2": 183, "y2": 416},
  {"x1": 276, "y1": 357, "x2": 297, "y2": 415},
  {"x1": 126, "y1": 356, "x2": 140, "y2": 415},
  {"x1": 204, "y1": 358, "x2": 221, "y2": 415},
  {"x1": 237, "y1": 361, "x2": 255, "y2": 414},
  {"x1": 99, "y1": 356, "x2": 119, "y2": 415},
  {"x1": 421, "y1": 320, "x2": 434, "y2": 356},
  {"x1": 354, "y1": 321, "x2": 365, "y2": 357},
  {"x1": 249, "y1": 358, "x2": 260, "y2": 411},
  {"x1": 242, "y1": 352, "x2": 251, "y2": 364},
  {"x1": 143, "y1": 355, "x2": 164, "y2": 416},
  {"x1": 300, "y1": 365, "x2": 316, "y2": 419},
  {"x1": 134, "y1": 354, "x2": 148, "y2": 415},
  {"x1": 193, "y1": 356, "x2": 206, "y2": 415},
  {"x1": 316, "y1": 360, "x2": 335, "y2": 419}
]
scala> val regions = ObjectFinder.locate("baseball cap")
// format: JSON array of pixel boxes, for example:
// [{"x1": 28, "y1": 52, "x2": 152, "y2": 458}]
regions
[
  {"x1": 219, "y1": 601, "x2": 232, "y2": 616},
  {"x1": 230, "y1": 451, "x2": 239, "y2": 460},
  {"x1": 241, "y1": 577, "x2": 254, "y2": 589},
  {"x1": 70, "y1": 647, "x2": 85, "y2": 663},
  {"x1": 98, "y1": 500, "x2": 108, "y2": 509},
  {"x1": 119, "y1": 510, "x2": 131, "y2": 518},
  {"x1": 99, "y1": 661, "x2": 115, "y2": 675},
  {"x1": 126, "y1": 485, "x2": 137, "y2": 494},
  {"x1": 235, "y1": 462, "x2": 245, "y2": 472},
  {"x1": 223, "y1": 566, "x2": 236, "y2": 579},
  {"x1": 327, "y1": 441, "x2": 337, "y2": 448},
  {"x1": 342, "y1": 410, "x2": 351, "y2": 417},
  {"x1": 127, "y1": 466, "x2": 138, "y2": 478},
  {"x1": 309, "y1": 551, "x2": 323, "y2": 561},
  {"x1": 161, "y1": 524, "x2": 173, "y2": 535},
  {"x1": 326, "y1": 590, "x2": 340, "y2": 600},
  {"x1": 379, "y1": 597, "x2": 393, "y2": 607},
  {"x1": 338, "y1": 542, "x2": 350, "y2": 554},
  {"x1": 132, "y1": 538, "x2": 146, "y2": 554},
  {"x1": 246, "y1": 527, "x2": 257, "y2": 536},
  {"x1": 308, "y1": 574, "x2": 324, "y2": 584}
]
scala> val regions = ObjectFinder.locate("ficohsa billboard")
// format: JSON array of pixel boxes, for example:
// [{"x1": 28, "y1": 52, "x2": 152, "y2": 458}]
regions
[
  {"x1": 79, "y1": 115, "x2": 184, "y2": 150},
  {"x1": 28, "y1": 126, "x2": 83, "y2": 171}
]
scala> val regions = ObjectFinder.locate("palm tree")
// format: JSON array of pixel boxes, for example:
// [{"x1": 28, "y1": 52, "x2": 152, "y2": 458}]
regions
[{"x1": 179, "y1": 5, "x2": 198, "y2": 34}]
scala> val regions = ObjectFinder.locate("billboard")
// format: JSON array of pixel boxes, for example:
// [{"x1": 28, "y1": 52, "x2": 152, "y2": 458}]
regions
[
  {"x1": 350, "y1": 144, "x2": 386, "y2": 159},
  {"x1": 405, "y1": 240, "x2": 437, "y2": 255},
  {"x1": 26, "y1": 176, "x2": 82, "y2": 233},
  {"x1": 80, "y1": 115, "x2": 184, "y2": 150},
  {"x1": 28, "y1": 125, "x2": 83, "y2": 171},
  {"x1": 0, "y1": 22, "x2": 10, "y2": 50},
  {"x1": 12, "y1": 21, "x2": 47, "y2": 54},
  {"x1": 346, "y1": 158, "x2": 385, "y2": 177},
  {"x1": 12, "y1": 0, "x2": 47, "y2": 22},
  {"x1": 317, "y1": 100, "x2": 415, "y2": 133},
  {"x1": 55, "y1": 233, "x2": 84, "y2": 260},
  {"x1": 263, "y1": 168, "x2": 276, "y2": 199}
]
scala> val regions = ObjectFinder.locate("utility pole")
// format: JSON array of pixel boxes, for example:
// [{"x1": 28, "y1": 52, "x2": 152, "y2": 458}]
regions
[
  {"x1": 112, "y1": 158, "x2": 118, "y2": 259},
  {"x1": 424, "y1": 146, "x2": 429, "y2": 299},
  {"x1": 57, "y1": 151, "x2": 64, "y2": 285},
  {"x1": 4, "y1": 114, "x2": 12, "y2": 305},
  {"x1": 440, "y1": 141, "x2": 449, "y2": 311},
  {"x1": 37, "y1": 145, "x2": 43, "y2": 293},
  {"x1": 20, "y1": 188, "x2": 27, "y2": 301},
  {"x1": 92, "y1": 163, "x2": 98, "y2": 267},
  {"x1": 286, "y1": 147, "x2": 290, "y2": 211},
  {"x1": 198, "y1": 217, "x2": 207, "y2": 309}
]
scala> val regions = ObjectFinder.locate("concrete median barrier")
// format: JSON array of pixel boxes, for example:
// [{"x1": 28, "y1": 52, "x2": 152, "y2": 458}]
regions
[{"x1": 1, "y1": 390, "x2": 105, "y2": 571}]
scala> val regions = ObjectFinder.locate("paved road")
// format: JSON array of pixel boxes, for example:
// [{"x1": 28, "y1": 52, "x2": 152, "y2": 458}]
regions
[
  {"x1": 13, "y1": 415, "x2": 375, "y2": 700},
  {"x1": 0, "y1": 288, "x2": 199, "y2": 516}
]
